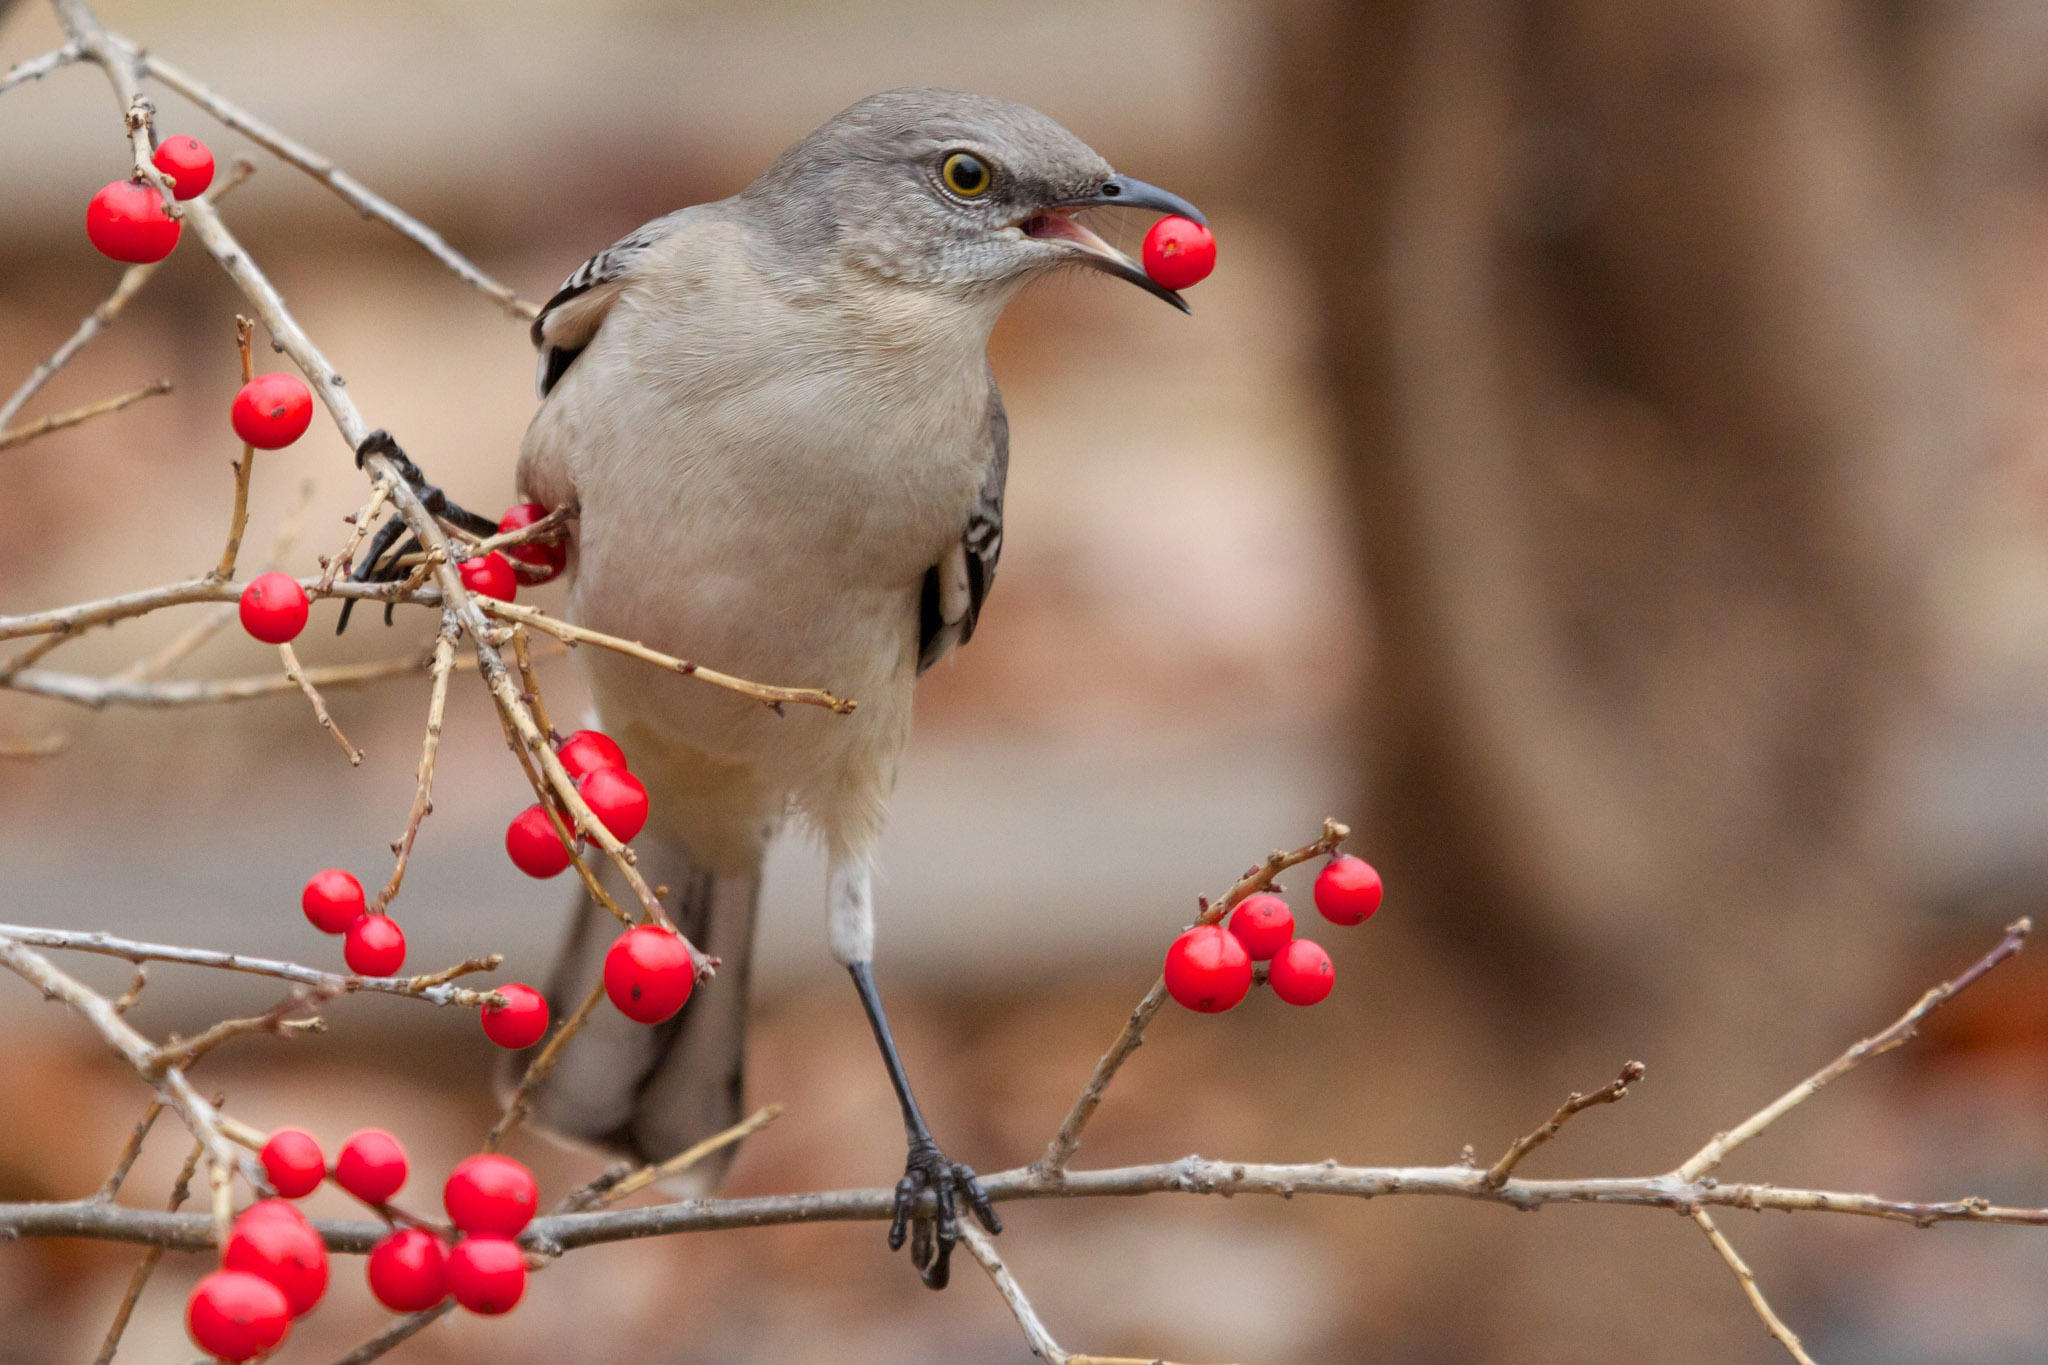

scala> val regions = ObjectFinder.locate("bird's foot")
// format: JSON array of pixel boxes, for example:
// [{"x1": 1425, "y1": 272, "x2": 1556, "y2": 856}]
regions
[
  {"x1": 887, "y1": 1137, "x2": 1000, "y2": 1290},
  {"x1": 337, "y1": 430, "x2": 497, "y2": 633}
]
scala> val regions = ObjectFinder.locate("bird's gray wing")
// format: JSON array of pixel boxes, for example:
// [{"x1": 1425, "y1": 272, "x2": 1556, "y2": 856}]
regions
[
  {"x1": 532, "y1": 210, "x2": 689, "y2": 397},
  {"x1": 918, "y1": 381, "x2": 1008, "y2": 672}
]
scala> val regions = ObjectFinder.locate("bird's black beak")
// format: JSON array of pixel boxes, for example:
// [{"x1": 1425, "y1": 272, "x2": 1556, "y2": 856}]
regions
[
  {"x1": 1066, "y1": 174, "x2": 1206, "y2": 227},
  {"x1": 1023, "y1": 175, "x2": 1206, "y2": 314}
]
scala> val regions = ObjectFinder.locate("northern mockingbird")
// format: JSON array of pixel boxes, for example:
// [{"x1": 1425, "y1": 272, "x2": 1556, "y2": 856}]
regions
[{"x1": 359, "y1": 88, "x2": 1201, "y2": 1288}]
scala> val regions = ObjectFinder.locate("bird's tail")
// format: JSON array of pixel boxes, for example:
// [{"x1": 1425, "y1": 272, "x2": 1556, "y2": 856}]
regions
[{"x1": 501, "y1": 831, "x2": 761, "y2": 1191}]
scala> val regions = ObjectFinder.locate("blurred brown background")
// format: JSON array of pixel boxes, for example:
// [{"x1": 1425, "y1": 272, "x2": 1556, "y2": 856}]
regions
[{"x1": 7, "y1": 0, "x2": 2048, "y2": 1361}]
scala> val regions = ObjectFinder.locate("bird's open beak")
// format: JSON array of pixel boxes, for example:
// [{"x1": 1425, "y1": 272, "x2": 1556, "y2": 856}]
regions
[{"x1": 1017, "y1": 174, "x2": 1205, "y2": 314}]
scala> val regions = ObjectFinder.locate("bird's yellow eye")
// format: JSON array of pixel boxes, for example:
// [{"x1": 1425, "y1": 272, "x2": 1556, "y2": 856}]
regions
[{"x1": 942, "y1": 152, "x2": 991, "y2": 198}]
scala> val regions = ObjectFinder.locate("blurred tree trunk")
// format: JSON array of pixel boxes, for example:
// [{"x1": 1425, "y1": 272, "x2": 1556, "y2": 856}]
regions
[{"x1": 1270, "y1": 1, "x2": 1955, "y2": 1358}]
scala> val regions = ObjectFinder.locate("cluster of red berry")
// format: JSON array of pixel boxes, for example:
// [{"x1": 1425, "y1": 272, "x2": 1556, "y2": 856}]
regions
[
  {"x1": 185, "y1": 1130, "x2": 540, "y2": 1359},
  {"x1": 83, "y1": 133, "x2": 212, "y2": 263},
  {"x1": 1140, "y1": 216, "x2": 1217, "y2": 291},
  {"x1": 300, "y1": 868, "x2": 554, "y2": 1049},
  {"x1": 503, "y1": 728, "x2": 647, "y2": 876},
  {"x1": 502, "y1": 728, "x2": 695, "y2": 1024},
  {"x1": 1163, "y1": 854, "x2": 1382, "y2": 1012}
]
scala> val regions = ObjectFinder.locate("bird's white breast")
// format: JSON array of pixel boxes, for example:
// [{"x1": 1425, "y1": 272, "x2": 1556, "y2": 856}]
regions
[{"x1": 519, "y1": 219, "x2": 1007, "y2": 853}]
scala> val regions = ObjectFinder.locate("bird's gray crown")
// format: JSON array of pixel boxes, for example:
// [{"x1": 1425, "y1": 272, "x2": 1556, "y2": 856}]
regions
[{"x1": 738, "y1": 87, "x2": 1197, "y2": 309}]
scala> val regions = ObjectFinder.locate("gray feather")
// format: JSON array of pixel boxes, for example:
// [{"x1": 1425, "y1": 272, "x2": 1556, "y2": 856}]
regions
[{"x1": 919, "y1": 379, "x2": 1008, "y2": 671}]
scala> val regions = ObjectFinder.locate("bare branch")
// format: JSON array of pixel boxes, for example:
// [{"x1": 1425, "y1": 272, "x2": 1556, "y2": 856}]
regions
[
  {"x1": 92, "y1": 1135, "x2": 204, "y2": 1365},
  {"x1": 0, "y1": 154, "x2": 248, "y2": 434},
  {"x1": 213, "y1": 315, "x2": 258, "y2": 577},
  {"x1": 92, "y1": 1098, "x2": 163, "y2": 1201},
  {"x1": 0, "y1": 39, "x2": 81, "y2": 96},
  {"x1": 1690, "y1": 1209, "x2": 1819, "y2": 1365},
  {"x1": 325, "y1": 1303, "x2": 456, "y2": 1365},
  {"x1": 487, "y1": 982, "x2": 605, "y2": 1152},
  {"x1": 588, "y1": 1104, "x2": 784, "y2": 1209},
  {"x1": 0, "y1": 379, "x2": 171, "y2": 452},
  {"x1": 130, "y1": 46, "x2": 538, "y2": 319},
  {"x1": 1035, "y1": 819, "x2": 1351, "y2": 1176},
  {"x1": 278, "y1": 641, "x2": 365, "y2": 765},
  {"x1": 1482, "y1": 1060, "x2": 1644, "y2": 1190},
  {"x1": 373, "y1": 623, "x2": 457, "y2": 911},
  {"x1": 0, "y1": 924, "x2": 503, "y2": 1008},
  {"x1": 1678, "y1": 917, "x2": 2031, "y2": 1181},
  {"x1": 7, "y1": 653, "x2": 430, "y2": 709},
  {"x1": 482, "y1": 598, "x2": 857, "y2": 716}
]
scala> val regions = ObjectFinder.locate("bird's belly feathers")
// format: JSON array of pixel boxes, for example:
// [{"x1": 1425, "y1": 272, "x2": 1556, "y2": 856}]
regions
[{"x1": 539, "y1": 324, "x2": 993, "y2": 852}]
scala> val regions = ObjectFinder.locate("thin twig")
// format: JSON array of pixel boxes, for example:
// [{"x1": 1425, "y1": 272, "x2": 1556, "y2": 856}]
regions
[
  {"x1": 1482, "y1": 1061, "x2": 1644, "y2": 1190},
  {"x1": 91, "y1": 1135, "x2": 204, "y2": 1365},
  {"x1": 0, "y1": 573, "x2": 428, "y2": 644},
  {"x1": 959, "y1": 1219, "x2": 1217, "y2": 1365},
  {"x1": 316, "y1": 477, "x2": 395, "y2": 593},
  {"x1": 1678, "y1": 917, "x2": 2031, "y2": 1182},
  {"x1": 1690, "y1": 1209, "x2": 1819, "y2": 1365},
  {"x1": 279, "y1": 641, "x2": 364, "y2": 764},
  {"x1": 481, "y1": 599, "x2": 857, "y2": 716},
  {"x1": 93, "y1": 1098, "x2": 163, "y2": 1201},
  {"x1": 0, "y1": 379, "x2": 171, "y2": 452},
  {"x1": 214, "y1": 315, "x2": 257, "y2": 577},
  {"x1": 0, "y1": 154, "x2": 249, "y2": 434},
  {"x1": 1035, "y1": 820, "x2": 1351, "y2": 1176},
  {"x1": 0, "y1": 924, "x2": 502, "y2": 1007},
  {"x1": 325, "y1": 1303, "x2": 457, "y2": 1365},
  {"x1": 120, "y1": 92, "x2": 179, "y2": 209},
  {"x1": 7, "y1": 652, "x2": 429, "y2": 709},
  {"x1": 109, "y1": 966, "x2": 147, "y2": 1014},
  {"x1": 487, "y1": 982, "x2": 606, "y2": 1152},
  {"x1": 130, "y1": 46, "x2": 537, "y2": 319},
  {"x1": 373, "y1": 623, "x2": 457, "y2": 911},
  {"x1": 118, "y1": 476, "x2": 316, "y2": 684},
  {"x1": 0, "y1": 39, "x2": 81, "y2": 96},
  {"x1": 589, "y1": 1105, "x2": 784, "y2": 1208}
]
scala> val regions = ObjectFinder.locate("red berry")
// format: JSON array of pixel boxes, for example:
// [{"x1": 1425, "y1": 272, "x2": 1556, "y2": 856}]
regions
[
  {"x1": 603, "y1": 925, "x2": 694, "y2": 1024},
  {"x1": 300, "y1": 869, "x2": 365, "y2": 934},
  {"x1": 1142, "y1": 216, "x2": 1215, "y2": 291},
  {"x1": 260, "y1": 1128, "x2": 326, "y2": 1199},
  {"x1": 443, "y1": 1154, "x2": 539, "y2": 1238},
  {"x1": 505, "y1": 804, "x2": 573, "y2": 878},
  {"x1": 458, "y1": 550, "x2": 518, "y2": 602},
  {"x1": 557, "y1": 729, "x2": 627, "y2": 780},
  {"x1": 152, "y1": 135, "x2": 215, "y2": 200},
  {"x1": 1226, "y1": 893, "x2": 1295, "y2": 962},
  {"x1": 446, "y1": 1236, "x2": 527, "y2": 1315},
  {"x1": 1268, "y1": 937, "x2": 1335, "y2": 1006},
  {"x1": 238, "y1": 571, "x2": 309, "y2": 644},
  {"x1": 580, "y1": 767, "x2": 649, "y2": 842},
  {"x1": 230, "y1": 373, "x2": 314, "y2": 449},
  {"x1": 186, "y1": 1269, "x2": 291, "y2": 1361},
  {"x1": 1313, "y1": 855, "x2": 1383, "y2": 925},
  {"x1": 1163, "y1": 924, "x2": 1252, "y2": 1013},
  {"x1": 334, "y1": 1129, "x2": 408, "y2": 1205},
  {"x1": 497, "y1": 503, "x2": 566, "y2": 583},
  {"x1": 344, "y1": 914, "x2": 406, "y2": 977},
  {"x1": 479, "y1": 982, "x2": 550, "y2": 1049},
  {"x1": 367, "y1": 1227, "x2": 449, "y2": 1313},
  {"x1": 224, "y1": 1201, "x2": 329, "y2": 1317},
  {"x1": 86, "y1": 180, "x2": 180, "y2": 263}
]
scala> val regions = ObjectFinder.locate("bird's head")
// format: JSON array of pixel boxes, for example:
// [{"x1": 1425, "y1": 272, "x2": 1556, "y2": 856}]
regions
[{"x1": 742, "y1": 87, "x2": 1204, "y2": 312}]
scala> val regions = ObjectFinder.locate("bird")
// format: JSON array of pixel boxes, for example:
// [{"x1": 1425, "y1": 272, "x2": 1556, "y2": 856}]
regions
[{"x1": 353, "y1": 87, "x2": 1202, "y2": 1288}]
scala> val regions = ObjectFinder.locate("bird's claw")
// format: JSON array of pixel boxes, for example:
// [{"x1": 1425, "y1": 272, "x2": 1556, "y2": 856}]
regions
[
  {"x1": 337, "y1": 431, "x2": 496, "y2": 634},
  {"x1": 888, "y1": 1138, "x2": 1000, "y2": 1290}
]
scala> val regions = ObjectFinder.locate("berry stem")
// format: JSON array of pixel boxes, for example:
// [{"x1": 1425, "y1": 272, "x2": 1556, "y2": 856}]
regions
[{"x1": 213, "y1": 316, "x2": 258, "y2": 580}]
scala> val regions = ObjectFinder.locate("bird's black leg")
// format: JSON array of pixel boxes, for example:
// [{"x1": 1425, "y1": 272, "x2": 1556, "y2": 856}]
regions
[
  {"x1": 337, "y1": 430, "x2": 499, "y2": 634},
  {"x1": 847, "y1": 960, "x2": 999, "y2": 1290}
]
